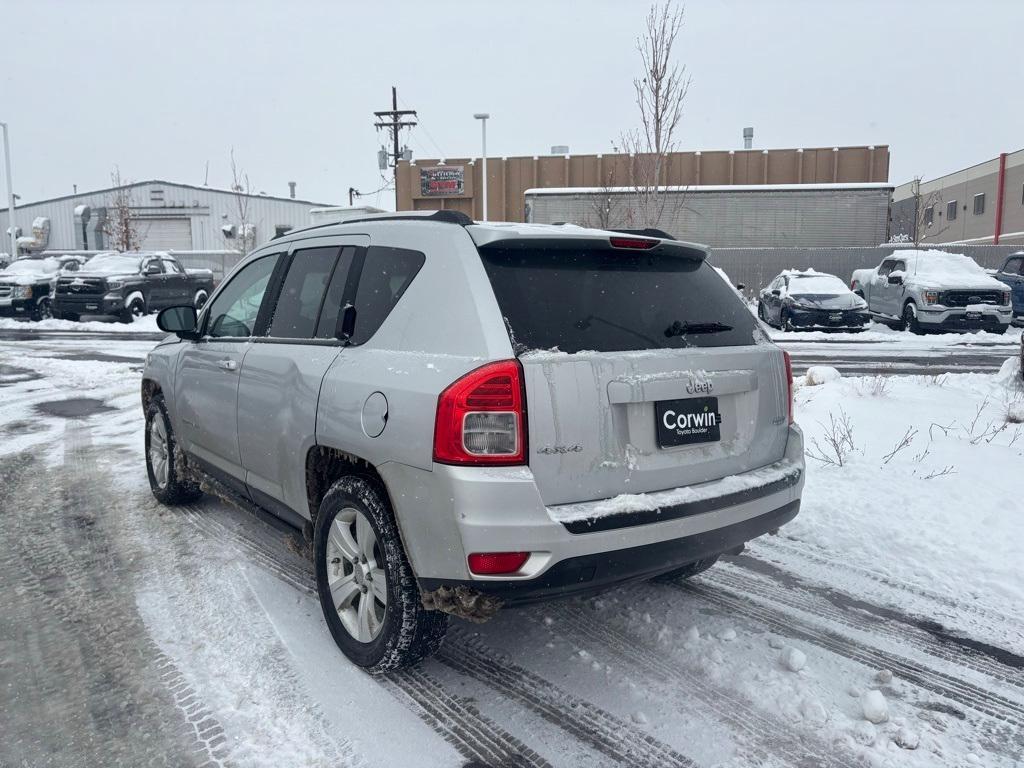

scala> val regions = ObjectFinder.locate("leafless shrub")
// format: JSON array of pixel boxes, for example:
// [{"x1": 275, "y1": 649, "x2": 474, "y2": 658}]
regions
[
  {"x1": 882, "y1": 426, "x2": 918, "y2": 464},
  {"x1": 102, "y1": 167, "x2": 143, "y2": 251},
  {"x1": 856, "y1": 375, "x2": 892, "y2": 398},
  {"x1": 806, "y1": 408, "x2": 858, "y2": 467},
  {"x1": 922, "y1": 465, "x2": 956, "y2": 480}
]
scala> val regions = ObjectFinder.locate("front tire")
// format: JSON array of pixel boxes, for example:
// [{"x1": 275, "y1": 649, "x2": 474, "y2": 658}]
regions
[
  {"x1": 31, "y1": 298, "x2": 52, "y2": 321},
  {"x1": 145, "y1": 395, "x2": 202, "y2": 505},
  {"x1": 193, "y1": 289, "x2": 209, "y2": 310},
  {"x1": 314, "y1": 476, "x2": 448, "y2": 674},
  {"x1": 120, "y1": 296, "x2": 146, "y2": 324},
  {"x1": 902, "y1": 302, "x2": 923, "y2": 335}
]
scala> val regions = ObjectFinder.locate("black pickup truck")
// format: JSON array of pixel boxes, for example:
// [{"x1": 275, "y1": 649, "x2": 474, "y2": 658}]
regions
[
  {"x1": 0, "y1": 254, "x2": 88, "y2": 320},
  {"x1": 53, "y1": 252, "x2": 214, "y2": 322}
]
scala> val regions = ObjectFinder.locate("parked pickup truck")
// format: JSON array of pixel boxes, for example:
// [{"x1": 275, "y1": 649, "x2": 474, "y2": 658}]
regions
[
  {"x1": 0, "y1": 254, "x2": 88, "y2": 320},
  {"x1": 53, "y1": 251, "x2": 214, "y2": 322},
  {"x1": 991, "y1": 251, "x2": 1024, "y2": 325},
  {"x1": 850, "y1": 249, "x2": 1013, "y2": 334}
]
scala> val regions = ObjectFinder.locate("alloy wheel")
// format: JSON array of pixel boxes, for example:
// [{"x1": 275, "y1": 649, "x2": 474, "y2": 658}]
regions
[
  {"x1": 325, "y1": 507, "x2": 388, "y2": 642},
  {"x1": 148, "y1": 415, "x2": 169, "y2": 489}
]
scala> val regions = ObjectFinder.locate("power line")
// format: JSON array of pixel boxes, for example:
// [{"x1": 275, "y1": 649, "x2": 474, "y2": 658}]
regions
[{"x1": 396, "y1": 93, "x2": 447, "y2": 159}]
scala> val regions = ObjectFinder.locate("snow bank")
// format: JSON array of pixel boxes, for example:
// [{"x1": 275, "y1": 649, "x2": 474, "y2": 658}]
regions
[
  {"x1": 803, "y1": 366, "x2": 841, "y2": 386},
  {"x1": 0, "y1": 314, "x2": 161, "y2": 333}
]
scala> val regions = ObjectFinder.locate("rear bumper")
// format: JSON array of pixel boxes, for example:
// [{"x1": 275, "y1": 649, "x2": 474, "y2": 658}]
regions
[{"x1": 393, "y1": 425, "x2": 805, "y2": 603}]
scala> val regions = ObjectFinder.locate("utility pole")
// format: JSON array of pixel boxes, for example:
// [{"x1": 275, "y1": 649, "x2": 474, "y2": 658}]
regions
[
  {"x1": 1, "y1": 122, "x2": 16, "y2": 260},
  {"x1": 373, "y1": 86, "x2": 417, "y2": 209},
  {"x1": 474, "y1": 113, "x2": 489, "y2": 221}
]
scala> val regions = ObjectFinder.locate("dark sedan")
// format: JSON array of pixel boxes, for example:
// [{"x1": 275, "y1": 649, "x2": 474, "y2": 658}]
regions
[{"x1": 758, "y1": 270, "x2": 869, "y2": 332}]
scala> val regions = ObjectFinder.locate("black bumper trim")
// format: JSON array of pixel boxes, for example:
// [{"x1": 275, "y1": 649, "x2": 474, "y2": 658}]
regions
[
  {"x1": 419, "y1": 499, "x2": 799, "y2": 607},
  {"x1": 560, "y1": 467, "x2": 801, "y2": 534}
]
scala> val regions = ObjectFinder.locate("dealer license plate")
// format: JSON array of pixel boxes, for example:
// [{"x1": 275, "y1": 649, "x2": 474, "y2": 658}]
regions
[
  {"x1": 966, "y1": 311, "x2": 982, "y2": 320},
  {"x1": 655, "y1": 397, "x2": 721, "y2": 448},
  {"x1": 86, "y1": 304, "x2": 98, "y2": 310},
  {"x1": 829, "y1": 312, "x2": 843, "y2": 322}
]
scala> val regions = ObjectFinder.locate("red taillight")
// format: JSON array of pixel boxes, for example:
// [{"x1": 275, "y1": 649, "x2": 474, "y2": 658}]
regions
[
  {"x1": 609, "y1": 236, "x2": 658, "y2": 250},
  {"x1": 433, "y1": 360, "x2": 527, "y2": 465},
  {"x1": 783, "y1": 350, "x2": 794, "y2": 424},
  {"x1": 468, "y1": 551, "x2": 530, "y2": 575}
]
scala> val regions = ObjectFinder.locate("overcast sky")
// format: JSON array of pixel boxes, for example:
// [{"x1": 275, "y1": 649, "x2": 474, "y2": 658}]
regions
[{"x1": 4, "y1": 0, "x2": 1022, "y2": 209}]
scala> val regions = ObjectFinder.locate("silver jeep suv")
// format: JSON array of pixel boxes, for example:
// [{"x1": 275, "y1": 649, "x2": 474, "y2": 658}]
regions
[{"x1": 143, "y1": 211, "x2": 804, "y2": 673}]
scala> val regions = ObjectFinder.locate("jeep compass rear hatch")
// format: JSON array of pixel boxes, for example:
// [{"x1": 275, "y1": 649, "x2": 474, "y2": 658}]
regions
[{"x1": 470, "y1": 229, "x2": 791, "y2": 511}]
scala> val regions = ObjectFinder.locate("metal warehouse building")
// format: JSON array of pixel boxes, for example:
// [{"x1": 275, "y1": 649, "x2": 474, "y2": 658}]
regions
[
  {"x1": 0, "y1": 180, "x2": 335, "y2": 256},
  {"x1": 526, "y1": 183, "x2": 894, "y2": 248}
]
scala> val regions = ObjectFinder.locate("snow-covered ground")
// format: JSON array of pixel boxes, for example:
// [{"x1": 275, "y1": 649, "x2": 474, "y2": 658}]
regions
[
  {"x1": 1, "y1": 334, "x2": 1023, "y2": 768},
  {"x1": 0, "y1": 313, "x2": 161, "y2": 333}
]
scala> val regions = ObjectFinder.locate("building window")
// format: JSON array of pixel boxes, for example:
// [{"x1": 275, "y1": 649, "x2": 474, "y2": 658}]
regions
[
  {"x1": 923, "y1": 205, "x2": 934, "y2": 227},
  {"x1": 946, "y1": 200, "x2": 957, "y2": 221},
  {"x1": 275, "y1": 225, "x2": 293, "y2": 238},
  {"x1": 973, "y1": 193, "x2": 985, "y2": 215}
]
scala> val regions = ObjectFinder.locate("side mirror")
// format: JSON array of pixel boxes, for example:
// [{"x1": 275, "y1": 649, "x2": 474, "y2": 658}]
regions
[
  {"x1": 144, "y1": 263, "x2": 162, "y2": 275},
  {"x1": 771, "y1": 289, "x2": 781, "y2": 296},
  {"x1": 735, "y1": 283, "x2": 746, "y2": 291},
  {"x1": 157, "y1": 305, "x2": 200, "y2": 340},
  {"x1": 887, "y1": 274, "x2": 903, "y2": 285}
]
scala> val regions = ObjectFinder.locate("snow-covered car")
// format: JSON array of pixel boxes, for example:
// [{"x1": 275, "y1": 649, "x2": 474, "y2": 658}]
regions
[
  {"x1": 52, "y1": 251, "x2": 214, "y2": 323},
  {"x1": 851, "y1": 250, "x2": 1013, "y2": 334},
  {"x1": 142, "y1": 211, "x2": 804, "y2": 673},
  {"x1": 0, "y1": 255, "x2": 87, "y2": 320},
  {"x1": 757, "y1": 269, "x2": 868, "y2": 332}
]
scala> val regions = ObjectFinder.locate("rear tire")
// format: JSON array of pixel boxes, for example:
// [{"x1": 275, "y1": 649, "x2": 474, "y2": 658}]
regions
[
  {"x1": 781, "y1": 309, "x2": 794, "y2": 332},
  {"x1": 145, "y1": 395, "x2": 202, "y2": 505},
  {"x1": 314, "y1": 476, "x2": 448, "y2": 674},
  {"x1": 652, "y1": 555, "x2": 720, "y2": 582}
]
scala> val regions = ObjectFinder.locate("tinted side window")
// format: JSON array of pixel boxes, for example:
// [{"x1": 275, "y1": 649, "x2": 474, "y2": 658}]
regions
[
  {"x1": 143, "y1": 259, "x2": 164, "y2": 274},
  {"x1": 349, "y1": 246, "x2": 425, "y2": 345},
  {"x1": 878, "y1": 260, "x2": 895, "y2": 276},
  {"x1": 314, "y1": 246, "x2": 357, "y2": 338},
  {"x1": 267, "y1": 247, "x2": 340, "y2": 338},
  {"x1": 1003, "y1": 257, "x2": 1023, "y2": 275},
  {"x1": 162, "y1": 259, "x2": 184, "y2": 274},
  {"x1": 206, "y1": 254, "x2": 279, "y2": 338}
]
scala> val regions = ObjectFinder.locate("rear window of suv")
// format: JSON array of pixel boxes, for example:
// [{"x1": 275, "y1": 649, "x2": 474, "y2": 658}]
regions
[{"x1": 478, "y1": 245, "x2": 757, "y2": 353}]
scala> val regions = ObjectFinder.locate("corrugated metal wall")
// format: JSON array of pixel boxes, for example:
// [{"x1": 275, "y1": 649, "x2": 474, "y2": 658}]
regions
[
  {"x1": 526, "y1": 187, "x2": 892, "y2": 248},
  {"x1": 0, "y1": 181, "x2": 332, "y2": 254},
  {"x1": 706, "y1": 244, "x2": 1023, "y2": 297}
]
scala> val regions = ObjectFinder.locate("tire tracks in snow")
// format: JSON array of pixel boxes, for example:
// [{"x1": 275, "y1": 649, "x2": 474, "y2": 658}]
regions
[
  {"x1": 710, "y1": 559, "x2": 1024, "y2": 693},
  {"x1": 7, "y1": 422, "x2": 229, "y2": 767},
  {"x1": 178, "y1": 503, "x2": 561, "y2": 768},
  {"x1": 668, "y1": 576, "x2": 1024, "y2": 739},
  {"x1": 438, "y1": 630, "x2": 698, "y2": 768},
  {"x1": 547, "y1": 607, "x2": 861, "y2": 768}
]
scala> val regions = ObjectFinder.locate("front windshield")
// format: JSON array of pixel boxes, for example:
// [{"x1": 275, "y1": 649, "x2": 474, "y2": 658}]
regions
[
  {"x1": 788, "y1": 273, "x2": 848, "y2": 295},
  {"x1": 2, "y1": 259, "x2": 59, "y2": 275},
  {"x1": 82, "y1": 254, "x2": 143, "y2": 274}
]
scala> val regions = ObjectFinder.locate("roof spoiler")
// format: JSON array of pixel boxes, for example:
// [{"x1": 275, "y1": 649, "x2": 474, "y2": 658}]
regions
[{"x1": 609, "y1": 227, "x2": 676, "y2": 241}]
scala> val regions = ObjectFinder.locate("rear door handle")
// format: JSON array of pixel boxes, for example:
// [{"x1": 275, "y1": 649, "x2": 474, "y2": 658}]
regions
[{"x1": 217, "y1": 359, "x2": 238, "y2": 371}]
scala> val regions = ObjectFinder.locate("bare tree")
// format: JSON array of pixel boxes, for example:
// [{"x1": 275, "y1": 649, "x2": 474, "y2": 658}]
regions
[
  {"x1": 619, "y1": 0, "x2": 692, "y2": 229},
  {"x1": 103, "y1": 167, "x2": 143, "y2": 252},
  {"x1": 224, "y1": 149, "x2": 258, "y2": 253},
  {"x1": 890, "y1": 177, "x2": 949, "y2": 247},
  {"x1": 583, "y1": 163, "x2": 633, "y2": 230}
]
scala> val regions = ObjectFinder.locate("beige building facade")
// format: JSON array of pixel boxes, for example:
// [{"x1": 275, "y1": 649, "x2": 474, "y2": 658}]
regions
[
  {"x1": 396, "y1": 145, "x2": 890, "y2": 223},
  {"x1": 891, "y1": 148, "x2": 1024, "y2": 246}
]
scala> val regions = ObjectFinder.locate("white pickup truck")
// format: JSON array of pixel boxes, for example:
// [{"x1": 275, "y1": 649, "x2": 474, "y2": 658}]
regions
[{"x1": 850, "y1": 249, "x2": 1012, "y2": 334}]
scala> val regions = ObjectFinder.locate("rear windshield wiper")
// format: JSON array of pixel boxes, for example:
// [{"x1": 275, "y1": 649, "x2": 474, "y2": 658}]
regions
[{"x1": 664, "y1": 320, "x2": 733, "y2": 337}]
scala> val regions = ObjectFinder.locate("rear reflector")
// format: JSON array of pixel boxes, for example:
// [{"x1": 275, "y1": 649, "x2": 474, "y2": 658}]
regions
[
  {"x1": 609, "y1": 236, "x2": 658, "y2": 250},
  {"x1": 468, "y1": 552, "x2": 530, "y2": 575}
]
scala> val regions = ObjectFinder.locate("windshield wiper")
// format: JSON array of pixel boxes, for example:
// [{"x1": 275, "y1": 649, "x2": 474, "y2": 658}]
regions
[{"x1": 664, "y1": 320, "x2": 733, "y2": 337}]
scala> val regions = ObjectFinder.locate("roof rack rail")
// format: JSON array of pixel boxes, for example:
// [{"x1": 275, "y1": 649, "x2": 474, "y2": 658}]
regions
[
  {"x1": 609, "y1": 228, "x2": 676, "y2": 241},
  {"x1": 271, "y1": 209, "x2": 474, "y2": 240}
]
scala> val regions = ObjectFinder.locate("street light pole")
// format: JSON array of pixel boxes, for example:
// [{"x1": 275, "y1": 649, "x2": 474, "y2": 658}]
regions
[
  {"x1": 473, "y1": 113, "x2": 490, "y2": 221},
  {"x1": 1, "y1": 122, "x2": 16, "y2": 260}
]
